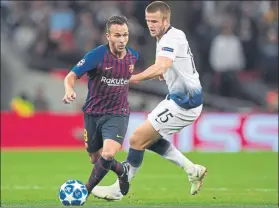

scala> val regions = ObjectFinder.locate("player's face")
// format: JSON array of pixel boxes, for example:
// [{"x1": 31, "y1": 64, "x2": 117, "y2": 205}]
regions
[
  {"x1": 106, "y1": 24, "x2": 129, "y2": 53},
  {"x1": 145, "y1": 11, "x2": 169, "y2": 38}
]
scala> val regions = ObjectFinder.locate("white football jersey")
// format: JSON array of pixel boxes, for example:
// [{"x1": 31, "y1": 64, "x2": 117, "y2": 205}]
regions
[{"x1": 156, "y1": 26, "x2": 202, "y2": 96}]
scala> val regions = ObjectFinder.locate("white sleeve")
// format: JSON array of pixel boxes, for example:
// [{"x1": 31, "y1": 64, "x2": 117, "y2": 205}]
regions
[{"x1": 157, "y1": 35, "x2": 180, "y2": 61}]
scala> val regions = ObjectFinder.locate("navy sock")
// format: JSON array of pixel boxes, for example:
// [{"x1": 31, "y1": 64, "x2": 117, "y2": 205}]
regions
[
  {"x1": 110, "y1": 159, "x2": 124, "y2": 176},
  {"x1": 147, "y1": 138, "x2": 171, "y2": 156},
  {"x1": 127, "y1": 148, "x2": 144, "y2": 168},
  {"x1": 86, "y1": 156, "x2": 112, "y2": 194}
]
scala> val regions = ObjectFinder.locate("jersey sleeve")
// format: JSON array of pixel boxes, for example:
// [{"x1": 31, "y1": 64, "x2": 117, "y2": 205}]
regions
[
  {"x1": 72, "y1": 46, "x2": 106, "y2": 78},
  {"x1": 157, "y1": 34, "x2": 180, "y2": 61}
]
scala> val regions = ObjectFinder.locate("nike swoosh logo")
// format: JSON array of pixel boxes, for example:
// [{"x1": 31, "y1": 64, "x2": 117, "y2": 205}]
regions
[
  {"x1": 116, "y1": 135, "x2": 123, "y2": 138},
  {"x1": 105, "y1": 66, "x2": 112, "y2": 70}
]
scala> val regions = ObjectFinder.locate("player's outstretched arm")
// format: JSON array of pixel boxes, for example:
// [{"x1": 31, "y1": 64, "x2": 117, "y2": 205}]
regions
[
  {"x1": 62, "y1": 71, "x2": 77, "y2": 104},
  {"x1": 130, "y1": 56, "x2": 172, "y2": 83}
]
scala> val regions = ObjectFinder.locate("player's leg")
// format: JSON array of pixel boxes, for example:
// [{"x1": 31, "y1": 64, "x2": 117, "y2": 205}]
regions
[
  {"x1": 85, "y1": 138, "x2": 123, "y2": 193},
  {"x1": 96, "y1": 115, "x2": 128, "y2": 177},
  {"x1": 91, "y1": 119, "x2": 160, "y2": 200},
  {"x1": 83, "y1": 114, "x2": 107, "y2": 195},
  {"x1": 87, "y1": 135, "x2": 127, "y2": 182},
  {"x1": 124, "y1": 119, "x2": 162, "y2": 183},
  {"x1": 147, "y1": 101, "x2": 207, "y2": 195},
  {"x1": 149, "y1": 101, "x2": 207, "y2": 195},
  {"x1": 84, "y1": 113, "x2": 125, "y2": 188},
  {"x1": 146, "y1": 137, "x2": 207, "y2": 195},
  {"x1": 87, "y1": 114, "x2": 130, "y2": 196},
  {"x1": 126, "y1": 99, "x2": 199, "y2": 181},
  {"x1": 147, "y1": 138, "x2": 195, "y2": 173},
  {"x1": 102, "y1": 115, "x2": 130, "y2": 195}
]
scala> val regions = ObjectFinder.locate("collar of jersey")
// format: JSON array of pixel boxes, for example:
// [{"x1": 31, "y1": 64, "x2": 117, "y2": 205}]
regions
[
  {"x1": 157, "y1": 25, "x2": 172, "y2": 43},
  {"x1": 165, "y1": 25, "x2": 172, "y2": 34},
  {"x1": 106, "y1": 44, "x2": 128, "y2": 60}
]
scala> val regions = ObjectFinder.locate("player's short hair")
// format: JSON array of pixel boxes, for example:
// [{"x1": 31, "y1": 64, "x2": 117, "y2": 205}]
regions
[
  {"x1": 146, "y1": 1, "x2": 171, "y2": 20},
  {"x1": 106, "y1": 15, "x2": 128, "y2": 33}
]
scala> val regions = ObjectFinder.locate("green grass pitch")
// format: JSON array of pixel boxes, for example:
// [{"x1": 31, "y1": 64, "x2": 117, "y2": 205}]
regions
[{"x1": 1, "y1": 150, "x2": 278, "y2": 207}]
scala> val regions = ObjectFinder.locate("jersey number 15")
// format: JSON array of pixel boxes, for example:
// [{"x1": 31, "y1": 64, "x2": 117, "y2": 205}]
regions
[{"x1": 155, "y1": 108, "x2": 173, "y2": 124}]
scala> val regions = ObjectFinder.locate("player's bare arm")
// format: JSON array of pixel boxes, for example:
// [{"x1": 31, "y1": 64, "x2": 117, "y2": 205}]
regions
[
  {"x1": 62, "y1": 71, "x2": 78, "y2": 104},
  {"x1": 130, "y1": 56, "x2": 172, "y2": 83}
]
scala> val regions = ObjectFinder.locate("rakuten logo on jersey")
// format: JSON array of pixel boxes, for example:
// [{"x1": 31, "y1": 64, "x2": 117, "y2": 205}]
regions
[{"x1": 101, "y1": 76, "x2": 129, "y2": 86}]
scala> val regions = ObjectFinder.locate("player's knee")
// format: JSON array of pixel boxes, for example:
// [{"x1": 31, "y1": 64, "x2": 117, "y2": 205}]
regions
[
  {"x1": 101, "y1": 150, "x2": 116, "y2": 160},
  {"x1": 101, "y1": 146, "x2": 120, "y2": 160},
  {"x1": 101, "y1": 139, "x2": 121, "y2": 160}
]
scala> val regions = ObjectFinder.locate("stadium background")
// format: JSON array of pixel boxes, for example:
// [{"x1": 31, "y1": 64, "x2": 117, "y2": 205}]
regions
[{"x1": 1, "y1": 1, "x2": 278, "y2": 207}]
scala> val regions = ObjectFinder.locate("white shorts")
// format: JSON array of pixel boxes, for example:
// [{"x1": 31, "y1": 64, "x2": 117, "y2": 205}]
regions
[{"x1": 148, "y1": 98, "x2": 203, "y2": 138}]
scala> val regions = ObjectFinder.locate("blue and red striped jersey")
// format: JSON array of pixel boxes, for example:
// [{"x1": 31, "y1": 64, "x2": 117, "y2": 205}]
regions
[{"x1": 72, "y1": 44, "x2": 139, "y2": 115}]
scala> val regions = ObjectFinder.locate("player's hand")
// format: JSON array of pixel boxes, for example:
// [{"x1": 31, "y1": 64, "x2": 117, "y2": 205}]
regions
[
  {"x1": 129, "y1": 75, "x2": 140, "y2": 84},
  {"x1": 62, "y1": 90, "x2": 76, "y2": 104}
]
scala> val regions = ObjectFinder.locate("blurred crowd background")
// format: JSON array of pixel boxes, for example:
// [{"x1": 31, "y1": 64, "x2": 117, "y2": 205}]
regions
[{"x1": 1, "y1": 1, "x2": 278, "y2": 115}]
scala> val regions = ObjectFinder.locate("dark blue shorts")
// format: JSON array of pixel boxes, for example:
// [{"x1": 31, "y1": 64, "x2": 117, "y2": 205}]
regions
[{"x1": 83, "y1": 114, "x2": 129, "y2": 153}]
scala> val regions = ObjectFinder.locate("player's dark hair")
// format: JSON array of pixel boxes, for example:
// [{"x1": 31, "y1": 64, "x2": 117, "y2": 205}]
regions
[
  {"x1": 106, "y1": 15, "x2": 128, "y2": 33},
  {"x1": 146, "y1": 1, "x2": 171, "y2": 20}
]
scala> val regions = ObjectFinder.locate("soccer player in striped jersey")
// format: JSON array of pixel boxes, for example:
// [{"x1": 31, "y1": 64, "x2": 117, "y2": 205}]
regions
[{"x1": 62, "y1": 15, "x2": 139, "y2": 197}]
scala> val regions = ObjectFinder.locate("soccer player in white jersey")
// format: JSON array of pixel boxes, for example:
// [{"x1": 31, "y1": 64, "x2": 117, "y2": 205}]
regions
[{"x1": 91, "y1": 1, "x2": 207, "y2": 200}]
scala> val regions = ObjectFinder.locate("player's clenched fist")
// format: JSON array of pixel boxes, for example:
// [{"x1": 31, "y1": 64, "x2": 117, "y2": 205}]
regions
[{"x1": 62, "y1": 90, "x2": 76, "y2": 104}]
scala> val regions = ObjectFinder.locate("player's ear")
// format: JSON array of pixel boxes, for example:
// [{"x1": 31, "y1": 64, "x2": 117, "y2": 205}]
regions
[
  {"x1": 163, "y1": 19, "x2": 169, "y2": 27},
  {"x1": 106, "y1": 32, "x2": 110, "y2": 41}
]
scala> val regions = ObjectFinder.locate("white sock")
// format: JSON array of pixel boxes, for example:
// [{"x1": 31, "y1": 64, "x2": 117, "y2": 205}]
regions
[
  {"x1": 162, "y1": 144, "x2": 195, "y2": 175},
  {"x1": 128, "y1": 165, "x2": 139, "y2": 182}
]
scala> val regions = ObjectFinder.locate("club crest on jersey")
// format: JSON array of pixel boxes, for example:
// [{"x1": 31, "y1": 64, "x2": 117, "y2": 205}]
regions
[
  {"x1": 129, "y1": 65, "x2": 134, "y2": 73},
  {"x1": 162, "y1": 47, "x2": 174, "y2": 52}
]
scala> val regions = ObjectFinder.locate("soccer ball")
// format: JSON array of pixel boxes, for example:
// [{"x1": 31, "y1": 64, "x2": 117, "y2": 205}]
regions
[{"x1": 59, "y1": 180, "x2": 88, "y2": 206}]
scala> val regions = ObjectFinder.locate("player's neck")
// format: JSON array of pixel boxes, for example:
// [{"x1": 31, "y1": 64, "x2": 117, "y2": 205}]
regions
[
  {"x1": 108, "y1": 44, "x2": 127, "y2": 59},
  {"x1": 156, "y1": 25, "x2": 172, "y2": 41}
]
